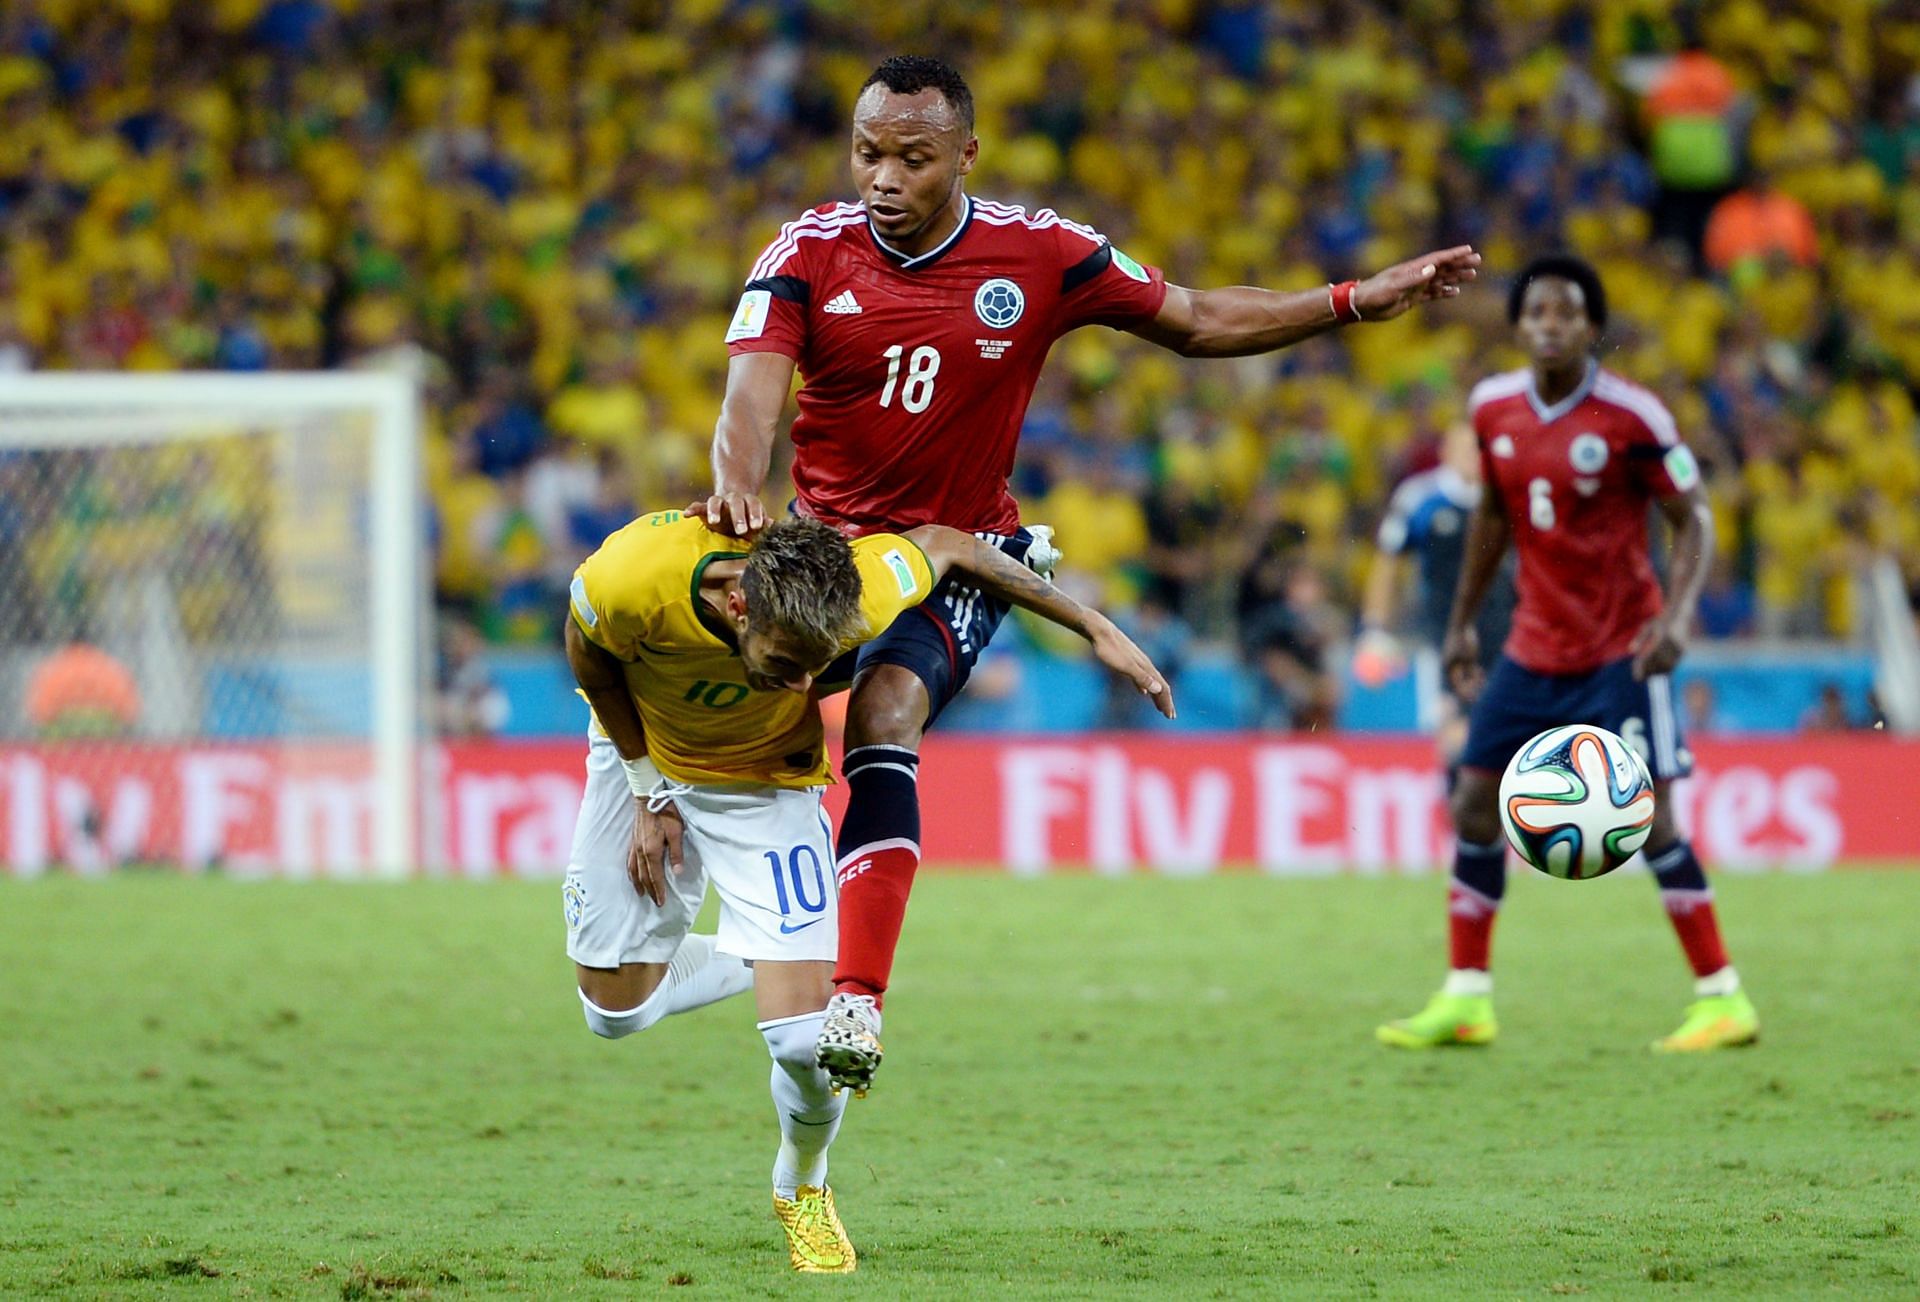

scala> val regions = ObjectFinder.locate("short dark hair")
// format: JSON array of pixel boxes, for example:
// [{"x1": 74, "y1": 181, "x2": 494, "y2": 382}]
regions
[
  {"x1": 1507, "y1": 254, "x2": 1608, "y2": 329},
  {"x1": 859, "y1": 55, "x2": 974, "y2": 134},
  {"x1": 740, "y1": 518, "x2": 864, "y2": 662}
]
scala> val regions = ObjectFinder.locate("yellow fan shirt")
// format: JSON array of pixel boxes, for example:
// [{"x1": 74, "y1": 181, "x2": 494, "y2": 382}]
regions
[{"x1": 568, "y1": 511, "x2": 934, "y2": 787}]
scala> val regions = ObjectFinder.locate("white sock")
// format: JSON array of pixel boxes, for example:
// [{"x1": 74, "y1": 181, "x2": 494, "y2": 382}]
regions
[
  {"x1": 1443, "y1": 968, "x2": 1494, "y2": 997},
  {"x1": 761, "y1": 1011, "x2": 845, "y2": 1199},
  {"x1": 578, "y1": 935, "x2": 753, "y2": 1039},
  {"x1": 1694, "y1": 966, "x2": 1740, "y2": 998},
  {"x1": 657, "y1": 933, "x2": 754, "y2": 1017}
]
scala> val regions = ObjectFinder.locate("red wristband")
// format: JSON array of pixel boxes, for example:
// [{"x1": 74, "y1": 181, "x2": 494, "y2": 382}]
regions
[{"x1": 1329, "y1": 279, "x2": 1362, "y2": 324}]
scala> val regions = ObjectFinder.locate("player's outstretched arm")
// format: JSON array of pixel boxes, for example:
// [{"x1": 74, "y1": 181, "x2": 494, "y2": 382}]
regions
[
  {"x1": 696, "y1": 351, "x2": 797, "y2": 537},
  {"x1": 1127, "y1": 246, "x2": 1481, "y2": 358},
  {"x1": 1631, "y1": 487, "x2": 1715, "y2": 680},
  {"x1": 905, "y1": 525, "x2": 1176, "y2": 719},
  {"x1": 1440, "y1": 496, "x2": 1512, "y2": 701}
]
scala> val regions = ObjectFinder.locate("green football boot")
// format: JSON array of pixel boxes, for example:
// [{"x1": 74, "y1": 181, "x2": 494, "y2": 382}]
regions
[{"x1": 1376, "y1": 989, "x2": 1497, "y2": 1049}]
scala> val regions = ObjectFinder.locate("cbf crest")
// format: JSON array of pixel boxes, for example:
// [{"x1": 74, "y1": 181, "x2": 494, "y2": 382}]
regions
[
  {"x1": 974, "y1": 278, "x2": 1025, "y2": 329},
  {"x1": 1568, "y1": 433, "x2": 1610, "y2": 474}
]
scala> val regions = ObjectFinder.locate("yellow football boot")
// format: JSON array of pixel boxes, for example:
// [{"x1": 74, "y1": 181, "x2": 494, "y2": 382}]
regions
[{"x1": 774, "y1": 1184, "x2": 856, "y2": 1274}]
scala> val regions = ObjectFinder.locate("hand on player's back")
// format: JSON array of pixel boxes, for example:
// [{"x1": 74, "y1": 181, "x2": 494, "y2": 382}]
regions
[
  {"x1": 1352, "y1": 246, "x2": 1482, "y2": 321},
  {"x1": 1629, "y1": 613, "x2": 1687, "y2": 680},
  {"x1": 1442, "y1": 623, "x2": 1484, "y2": 701},
  {"x1": 685, "y1": 493, "x2": 769, "y2": 538}
]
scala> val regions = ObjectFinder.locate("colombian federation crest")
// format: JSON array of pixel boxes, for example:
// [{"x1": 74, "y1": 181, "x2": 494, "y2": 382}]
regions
[
  {"x1": 1568, "y1": 432, "x2": 1610, "y2": 474},
  {"x1": 974, "y1": 278, "x2": 1025, "y2": 328}
]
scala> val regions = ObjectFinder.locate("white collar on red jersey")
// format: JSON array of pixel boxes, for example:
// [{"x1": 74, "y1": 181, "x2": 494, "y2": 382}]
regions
[
  {"x1": 869, "y1": 196, "x2": 973, "y2": 270},
  {"x1": 1525, "y1": 358, "x2": 1598, "y2": 424}
]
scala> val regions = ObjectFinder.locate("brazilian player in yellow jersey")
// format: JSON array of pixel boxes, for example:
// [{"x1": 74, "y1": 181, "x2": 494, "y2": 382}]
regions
[
  {"x1": 568, "y1": 509, "x2": 940, "y2": 788},
  {"x1": 560, "y1": 510, "x2": 1171, "y2": 1274}
]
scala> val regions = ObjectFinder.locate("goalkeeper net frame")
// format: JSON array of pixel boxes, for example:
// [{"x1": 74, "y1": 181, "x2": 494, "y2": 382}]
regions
[{"x1": 0, "y1": 372, "x2": 424, "y2": 875}]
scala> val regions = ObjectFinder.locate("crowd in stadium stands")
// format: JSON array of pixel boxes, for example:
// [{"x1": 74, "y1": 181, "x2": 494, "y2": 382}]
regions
[{"x1": 3, "y1": 1, "x2": 1919, "y2": 732}]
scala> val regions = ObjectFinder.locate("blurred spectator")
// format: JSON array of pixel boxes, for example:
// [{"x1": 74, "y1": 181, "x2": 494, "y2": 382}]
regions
[
  {"x1": 1141, "y1": 472, "x2": 1225, "y2": 625},
  {"x1": 563, "y1": 449, "x2": 641, "y2": 559},
  {"x1": 935, "y1": 630, "x2": 1026, "y2": 730},
  {"x1": 1642, "y1": 31, "x2": 1743, "y2": 261},
  {"x1": 486, "y1": 472, "x2": 551, "y2": 644},
  {"x1": 1037, "y1": 451, "x2": 1148, "y2": 610},
  {"x1": 25, "y1": 643, "x2": 140, "y2": 738},
  {"x1": 1239, "y1": 538, "x2": 1341, "y2": 732},
  {"x1": 1681, "y1": 677, "x2": 1721, "y2": 734},
  {"x1": 525, "y1": 442, "x2": 603, "y2": 581},
  {"x1": 1704, "y1": 171, "x2": 1820, "y2": 276},
  {"x1": 1801, "y1": 681, "x2": 1858, "y2": 732},
  {"x1": 1696, "y1": 554, "x2": 1758, "y2": 639},
  {"x1": 468, "y1": 379, "x2": 548, "y2": 479},
  {"x1": 548, "y1": 350, "x2": 648, "y2": 449},
  {"x1": 437, "y1": 617, "x2": 510, "y2": 737}
]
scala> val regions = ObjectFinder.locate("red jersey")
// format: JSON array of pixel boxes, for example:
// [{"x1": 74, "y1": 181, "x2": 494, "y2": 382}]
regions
[
  {"x1": 725, "y1": 198, "x2": 1168, "y2": 534},
  {"x1": 1469, "y1": 363, "x2": 1701, "y2": 675}
]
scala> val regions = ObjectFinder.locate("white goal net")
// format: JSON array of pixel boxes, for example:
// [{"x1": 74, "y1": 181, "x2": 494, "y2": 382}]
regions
[{"x1": 0, "y1": 373, "x2": 424, "y2": 877}]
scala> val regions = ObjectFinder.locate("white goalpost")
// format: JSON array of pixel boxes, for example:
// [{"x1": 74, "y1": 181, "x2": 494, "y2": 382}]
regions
[{"x1": 0, "y1": 372, "x2": 425, "y2": 876}]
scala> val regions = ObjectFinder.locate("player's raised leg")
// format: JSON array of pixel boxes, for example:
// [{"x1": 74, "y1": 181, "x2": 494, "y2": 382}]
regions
[
  {"x1": 564, "y1": 733, "x2": 753, "y2": 1038},
  {"x1": 817, "y1": 662, "x2": 931, "y2": 1093},
  {"x1": 818, "y1": 531, "x2": 1051, "y2": 1091},
  {"x1": 575, "y1": 936, "x2": 755, "y2": 1040},
  {"x1": 1377, "y1": 764, "x2": 1503, "y2": 1048},
  {"x1": 831, "y1": 665, "x2": 930, "y2": 1005},
  {"x1": 1642, "y1": 786, "x2": 1757, "y2": 1052}
]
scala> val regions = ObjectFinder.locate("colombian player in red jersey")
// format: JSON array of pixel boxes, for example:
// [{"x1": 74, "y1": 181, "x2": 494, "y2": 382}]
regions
[
  {"x1": 696, "y1": 56, "x2": 1481, "y2": 1093},
  {"x1": 1377, "y1": 255, "x2": 1760, "y2": 1054}
]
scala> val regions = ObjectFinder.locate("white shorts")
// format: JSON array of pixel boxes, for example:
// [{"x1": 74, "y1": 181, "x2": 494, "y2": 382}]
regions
[{"x1": 562, "y1": 733, "x2": 839, "y2": 968}]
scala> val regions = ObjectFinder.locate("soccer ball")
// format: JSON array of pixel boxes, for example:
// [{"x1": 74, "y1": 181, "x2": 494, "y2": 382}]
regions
[{"x1": 1497, "y1": 724, "x2": 1656, "y2": 880}]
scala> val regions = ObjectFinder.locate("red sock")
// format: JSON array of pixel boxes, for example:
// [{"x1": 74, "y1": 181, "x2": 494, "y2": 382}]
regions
[
  {"x1": 1447, "y1": 882, "x2": 1499, "y2": 972},
  {"x1": 1660, "y1": 889, "x2": 1730, "y2": 978},
  {"x1": 832, "y1": 841, "x2": 919, "y2": 1006}
]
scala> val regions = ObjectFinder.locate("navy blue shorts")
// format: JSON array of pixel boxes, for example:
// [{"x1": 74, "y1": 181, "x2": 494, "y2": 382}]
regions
[
  {"x1": 820, "y1": 527, "x2": 1031, "y2": 729},
  {"x1": 1460, "y1": 654, "x2": 1692, "y2": 781}
]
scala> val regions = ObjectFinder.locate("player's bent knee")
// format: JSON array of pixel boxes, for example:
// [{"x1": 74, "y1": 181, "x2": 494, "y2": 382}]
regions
[
  {"x1": 847, "y1": 668, "x2": 930, "y2": 746},
  {"x1": 760, "y1": 1008, "x2": 829, "y2": 1078},
  {"x1": 579, "y1": 988, "x2": 664, "y2": 1040}
]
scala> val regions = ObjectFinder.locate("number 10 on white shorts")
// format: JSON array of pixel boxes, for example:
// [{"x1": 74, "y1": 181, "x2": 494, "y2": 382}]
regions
[{"x1": 563, "y1": 734, "x2": 839, "y2": 968}]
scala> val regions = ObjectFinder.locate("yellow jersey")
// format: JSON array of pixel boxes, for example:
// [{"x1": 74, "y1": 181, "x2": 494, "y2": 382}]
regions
[{"x1": 568, "y1": 511, "x2": 935, "y2": 787}]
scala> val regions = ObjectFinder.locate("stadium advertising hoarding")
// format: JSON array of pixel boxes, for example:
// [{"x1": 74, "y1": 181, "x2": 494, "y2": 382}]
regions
[{"x1": 0, "y1": 736, "x2": 1912, "y2": 876}]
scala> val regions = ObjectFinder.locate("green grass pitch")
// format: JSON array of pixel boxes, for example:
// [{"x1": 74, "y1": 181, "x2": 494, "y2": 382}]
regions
[{"x1": 3, "y1": 870, "x2": 1917, "y2": 1298}]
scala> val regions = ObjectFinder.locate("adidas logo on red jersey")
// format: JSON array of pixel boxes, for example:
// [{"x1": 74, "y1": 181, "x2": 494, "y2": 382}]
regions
[{"x1": 823, "y1": 290, "x2": 862, "y2": 315}]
